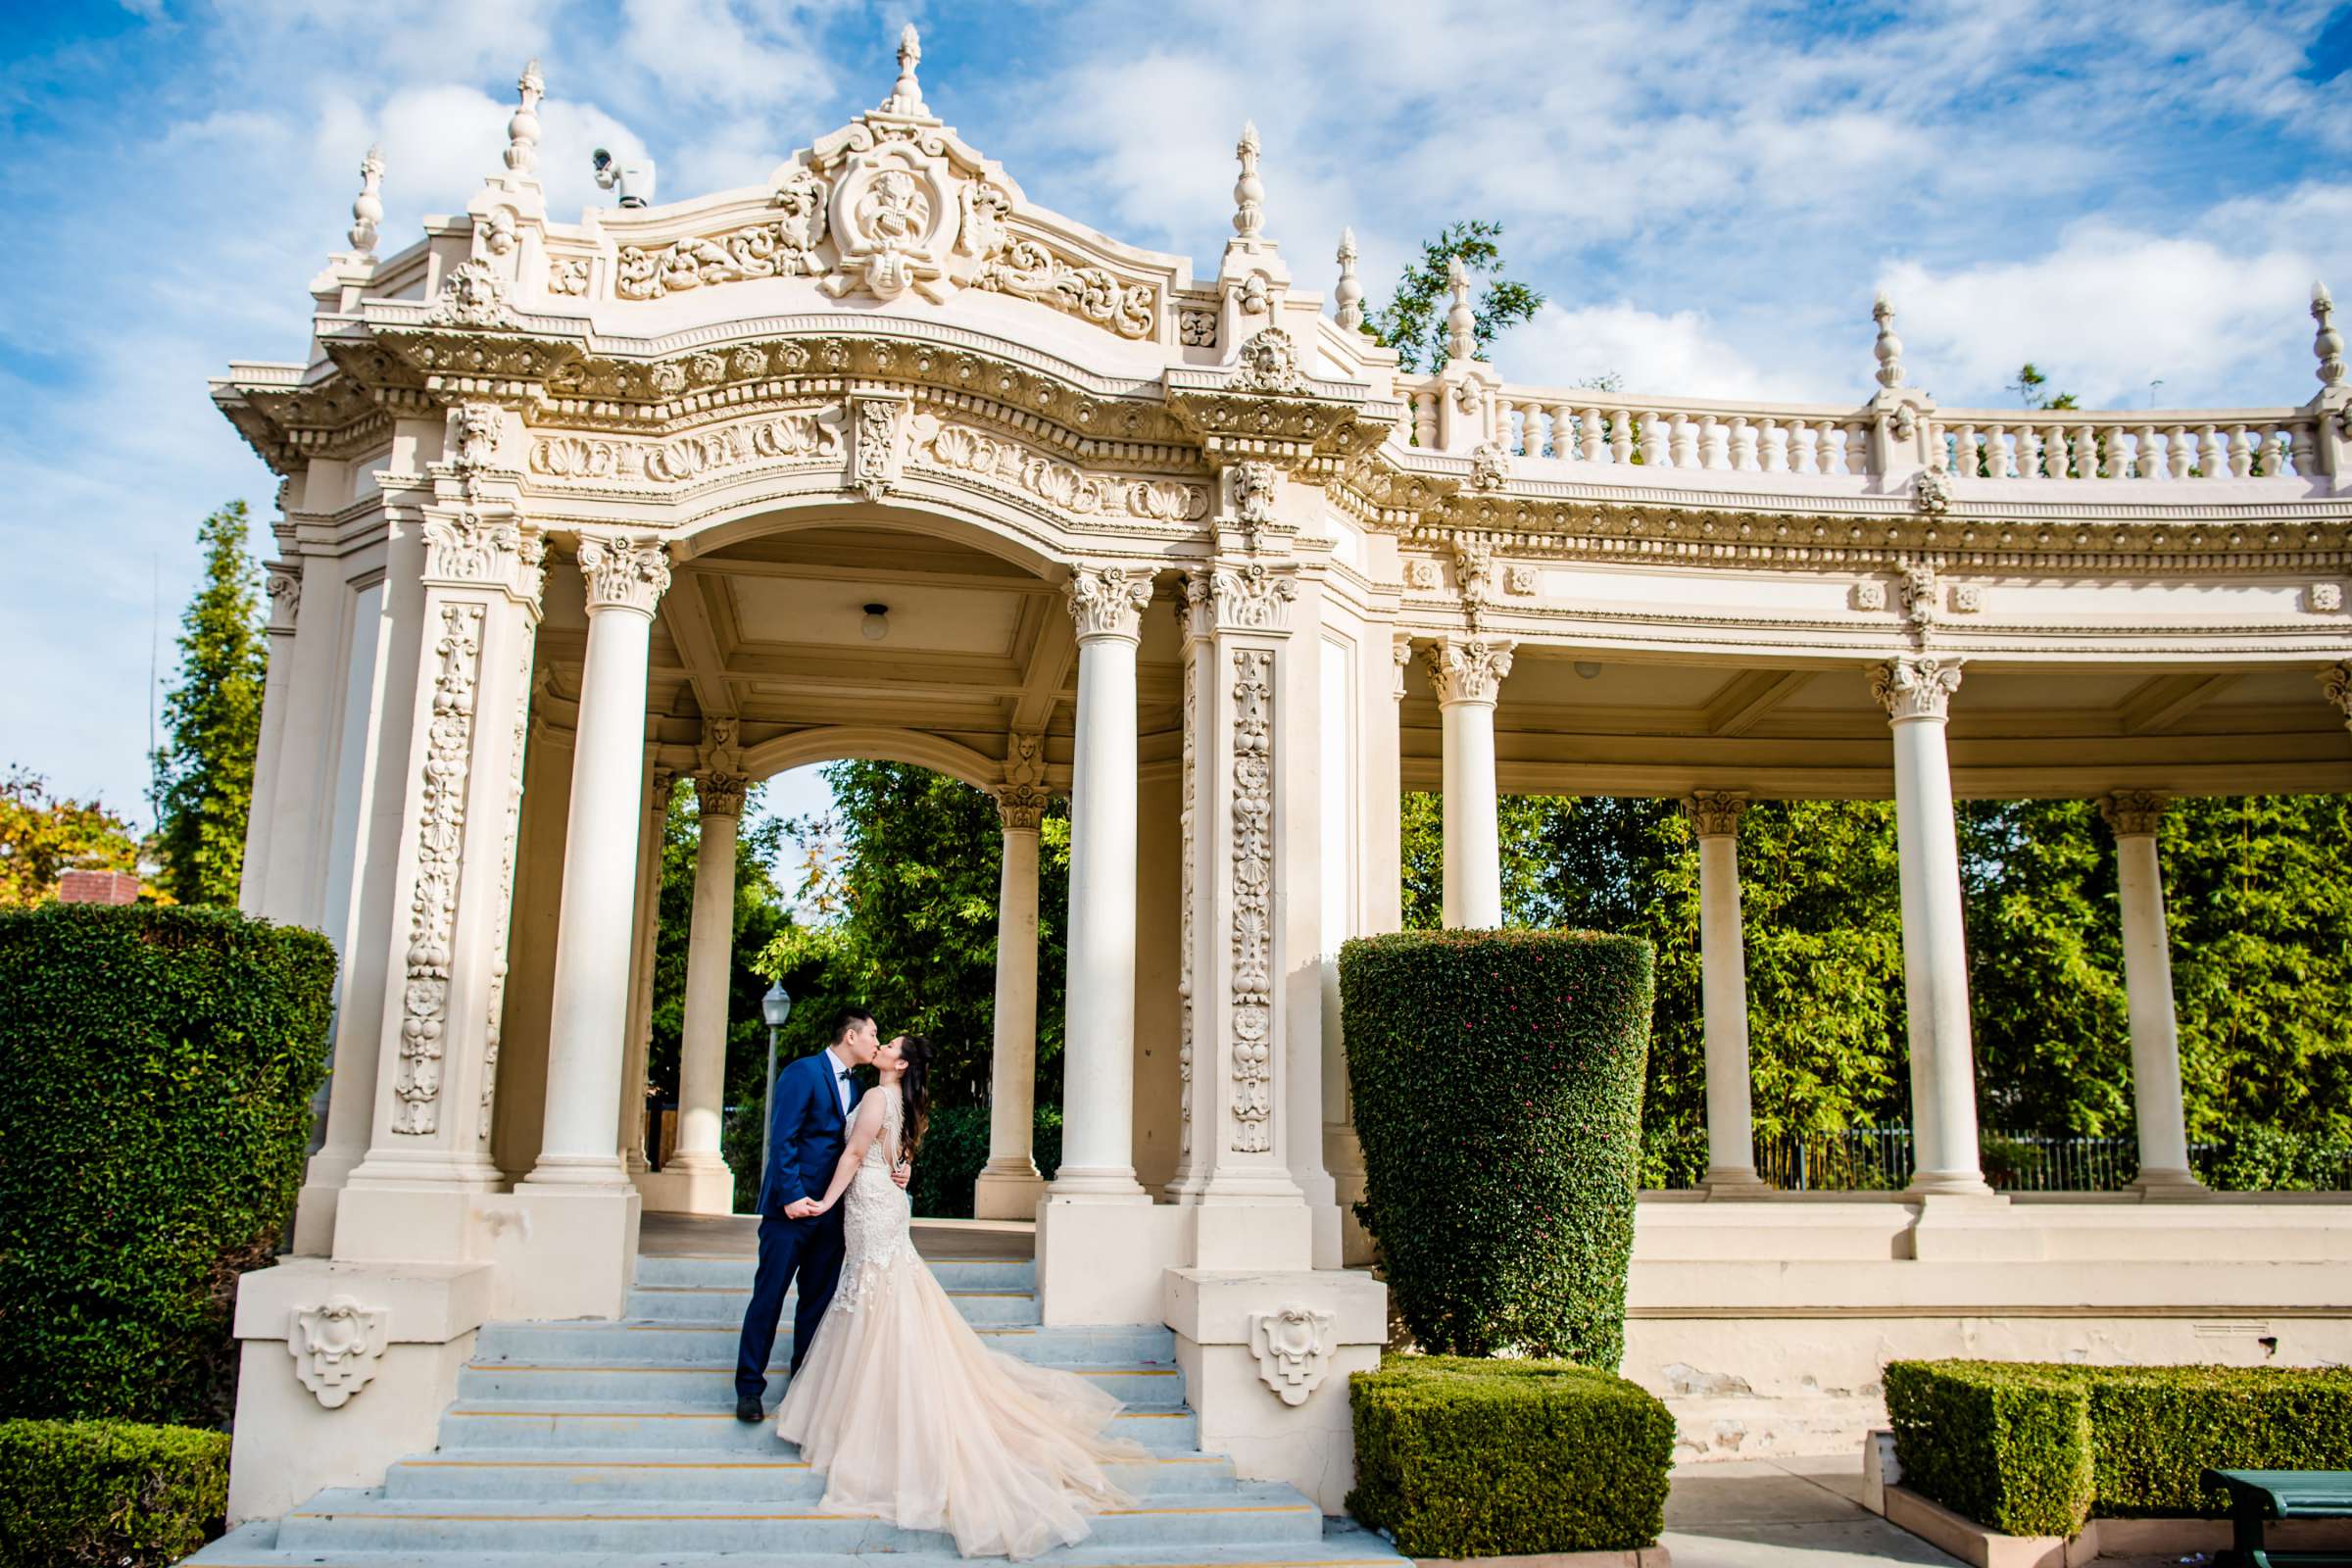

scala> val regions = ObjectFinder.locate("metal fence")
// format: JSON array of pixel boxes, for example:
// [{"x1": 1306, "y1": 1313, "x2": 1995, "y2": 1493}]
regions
[{"x1": 1693, "y1": 1127, "x2": 2350, "y2": 1193}]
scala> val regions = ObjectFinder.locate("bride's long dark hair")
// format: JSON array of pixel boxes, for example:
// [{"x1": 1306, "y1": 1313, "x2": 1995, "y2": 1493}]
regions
[{"x1": 895, "y1": 1034, "x2": 932, "y2": 1159}]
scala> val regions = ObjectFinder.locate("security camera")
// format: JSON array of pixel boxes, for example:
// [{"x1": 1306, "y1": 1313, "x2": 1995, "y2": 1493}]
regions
[{"x1": 592, "y1": 147, "x2": 658, "y2": 209}]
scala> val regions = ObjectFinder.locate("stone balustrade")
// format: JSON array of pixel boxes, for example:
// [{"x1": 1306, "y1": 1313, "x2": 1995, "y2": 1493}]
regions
[{"x1": 1930, "y1": 407, "x2": 2322, "y2": 482}]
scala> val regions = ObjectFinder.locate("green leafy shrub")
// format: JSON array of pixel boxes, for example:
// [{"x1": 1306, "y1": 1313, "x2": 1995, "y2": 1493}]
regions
[
  {"x1": 0, "y1": 904, "x2": 334, "y2": 1425},
  {"x1": 1342, "y1": 928, "x2": 1652, "y2": 1367},
  {"x1": 1886, "y1": 1360, "x2": 2352, "y2": 1535},
  {"x1": 906, "y1": 1102, "x2": 1062, "y2": 1218},
  {"x1": 0, "y1": 1418, "x2": 230, "y2": 1567},
  {"x1": 1348, "y1": 1354, "x2": 1674, "y2": 1557}
]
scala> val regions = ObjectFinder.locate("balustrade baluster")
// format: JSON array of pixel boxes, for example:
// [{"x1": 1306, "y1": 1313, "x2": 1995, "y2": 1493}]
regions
[
  {"x1": 1844, "y1": 420, "x2": 1873, "y2": 474},
  {"x1": 1578, "y1": 406, "x2": 1603, "y2": 464},
  {"x1": 1759, "y1": 417, "x2": 1788, "y2": 472},
  {"x1": 2200, "y1": 424, "x2": 2227, "y2": 480},
  {"x1": 1639, "y1": 410, "x2": 1668, "y2": 466},
  {"x1": 2071, "y1": 423, "x2": 2097, "y2": 479},
  {"x1": 2038, "y1": 422, "x2": 2064, "y2": 477},
  {"x1": 1607, "y1": 408, "x2": 1632, "y2": 466},
  {"x1": 1413, "y1": 390, "x2": 1437, "y2": 449},
  {"x1": 1819, "y1": 420, "x2": 1847, "y2": 475},
  {"x1": 1672, "y1": 414, "x2": 1700, "y2": 468},
  {"x1": 1731, "y1": 416, "x2": 1759, "y2": 471},
  {"x1": 1542, "y1": 403, "x2": 1566, "y2": 460},
  {"x1": 1952, "y1": 422, "x2": 1977, "y2": 478},
  {"x1": 2016, "y1": 425, "x2": 2041, "y2": 479},
  {"x1": 2135, "y1": 424, "x2": 2163, "y2": 478},
  {"x1": 1793, "y1": 420, "x2": 1821, "y2": 474},
  {"x1": 2228, "y1": 424, "x2": 2255, "y2": 478},
  {"x1": 2170, "y1": 425, "x2": 2197, "y2": 478},
  {"x1": 1693, "y1": 415, "x2": 1722, "y2": 469}
]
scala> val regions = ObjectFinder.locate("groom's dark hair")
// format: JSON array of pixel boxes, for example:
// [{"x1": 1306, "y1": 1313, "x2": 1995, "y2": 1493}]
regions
[{"x1": 828, "y1": 1006, "x2": 875, "y2": 1047}]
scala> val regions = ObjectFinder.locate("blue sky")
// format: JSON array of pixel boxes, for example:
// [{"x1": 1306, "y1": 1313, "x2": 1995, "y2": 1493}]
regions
[{"x1": 5, "y1": 0, "x2": 2350, "y2": 840}]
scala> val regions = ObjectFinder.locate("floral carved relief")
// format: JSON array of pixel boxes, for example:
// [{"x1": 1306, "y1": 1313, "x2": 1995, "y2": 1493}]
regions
[
  {"x1": 479, "y1": 636, "x2": 535, "y2": 1140},
  {"x1": 915, "y1": 422, "x2": 1207, "y2": 521},
  {"x1": 1229, "y1": 646, "x2": 1276, "y2": 1155},
  {"x1": 394, "y1": 602, "x2": 484, "y2": 1135},
  {"x1": 529, "y1": 410, "x2": 844, "y2": 487}
]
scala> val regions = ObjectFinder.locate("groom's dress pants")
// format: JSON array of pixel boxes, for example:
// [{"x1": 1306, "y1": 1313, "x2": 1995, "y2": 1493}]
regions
[{"x1": 735, "y1": 1208, "x2": 848, "y2": 1399}]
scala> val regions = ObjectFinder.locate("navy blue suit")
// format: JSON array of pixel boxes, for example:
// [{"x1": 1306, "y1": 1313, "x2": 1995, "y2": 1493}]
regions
[{"x1": 734, "y1": 1049, "x2": 860, "y2": 1401}]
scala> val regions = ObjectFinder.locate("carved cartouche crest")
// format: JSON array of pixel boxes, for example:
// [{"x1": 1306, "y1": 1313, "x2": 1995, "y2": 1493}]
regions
[
  {"x1": 287, "y1": 1297, "x2": 390, "y2": 1409},
  {"x1": 1230, "y1": 328, "x2": 1303, "y2": 395},
  {"x1": 1249, "y1": 1305, "x2": 1338, "y2": 1406},
  {"x1": 426, "y1": 259, "x2": 514, "y2": 329}
]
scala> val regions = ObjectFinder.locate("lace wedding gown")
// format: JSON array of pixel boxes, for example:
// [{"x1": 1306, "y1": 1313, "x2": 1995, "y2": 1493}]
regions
[{"x1": 776, "y1": 1089, "x2": 1147, "y2": 1559}]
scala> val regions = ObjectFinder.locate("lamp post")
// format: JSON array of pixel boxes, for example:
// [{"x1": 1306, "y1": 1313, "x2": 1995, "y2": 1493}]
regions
[{"x1": 759, "y1": 982, "x2": 793, "y2": 1188}]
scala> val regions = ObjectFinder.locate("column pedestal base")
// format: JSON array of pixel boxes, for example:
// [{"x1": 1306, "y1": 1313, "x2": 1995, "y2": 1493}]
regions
[
  {"x1": 1703, "y1": 1165, "x2": 1773, "y2": 1198},
  {"x1": 290, "y1": 1147, "x2": 366, "y2": 1255},
  {"x1": 2131, "y1": 1168, "x2": 2211, "y2": 1201},
  {"x1": 1036, "y1": 1192, "x2": 1182, "y2": 1325},
  {"x1": 508, "y1": 1182, "x2": 643, "y2": 1320},
  {"x1": 1904, "y1": 1191, "x2": 2024, "y2": 1260},
  {"x1": 972, "y1": 1162, "x2": 1046, "y2": 1221},
  {"x1": 637, "y1": 1154, "x2": 737, "y2": 1216},
  {"x1": 225, "y1": 1257, "x2": 494, "y2": 1524},
  {"x1": 1164, "y1": 1267, "x2": 1388, "y2": 1513}
]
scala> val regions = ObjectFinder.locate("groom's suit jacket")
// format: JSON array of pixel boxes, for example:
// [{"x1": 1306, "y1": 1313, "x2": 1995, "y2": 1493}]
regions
[{"x1": 757, "y1": 1050, "x2": 862, "y2": 1219}]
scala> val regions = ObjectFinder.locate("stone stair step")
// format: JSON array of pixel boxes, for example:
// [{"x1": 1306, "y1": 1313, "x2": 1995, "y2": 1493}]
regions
[
  {"x1": 474, "y1": 1319, "x2": 1174, "y2": 1366},
  {"x1": 621, "y1": 1286, "x2": 1042, "y2": 1325},
  {"x1": 273, "y1": 1483, "x2": 1327, "y2": 1553},
  {"x1": 383, "y1": 1448, "x2": 1240, "y2": 1501},
  {"x1": 437, "y1": 1399, "x2": 1201, "y2": 1453},
  {"x1": 455, "y1": 1359, "x2": 1187, "y2": 1406},
  {"x1": 187, "y1": 1523, "x2": 1406, "y2": 1568},
  {"x1": 633, "y1": 1254, "x2": 1035, "y2": 1292}
]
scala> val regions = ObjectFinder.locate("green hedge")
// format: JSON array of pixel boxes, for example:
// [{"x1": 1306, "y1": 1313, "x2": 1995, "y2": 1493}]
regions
[
  {"x1": 0, "y1": 904, "x2": 334, "y2": 1425},
  {"x1": 1886, "y1": 1360, "x2": 2352, "y2": 1536},
  {"x1": 1348, "y1": 1354, "x2": 1675, "y2": 1557},
  {"x1": 1341, "y1": 928, "x2": 1653, "y2": 1366},
  {"x1": 0, "y1": 1419, "x2": 230, "y2": 1568}
]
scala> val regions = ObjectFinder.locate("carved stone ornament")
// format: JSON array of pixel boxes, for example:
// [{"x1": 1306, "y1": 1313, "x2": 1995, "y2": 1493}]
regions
[
  {"x1": 1230, "y1": 328, "x2": 1303, "y2": 395},
  {"x1": 1179, "y1": 308, "x2": 1217, "y2": 348},
  {"x1": 1503, "y1": 564, "x2": 1538, "y2": 596},
  {"x1": 576, "y1": 535, "x2": 672, "y2": 615},
  {"x1": 1851, "y1": 580, "x2": 1887, "y2": 612},
  {"x1": 479, "y1": 634, "x2": 534, "y2": 1143},
  {"x1": 1403, "y1": 559, "x2": 1442, "y2": 591},
  {"x1": 425, "y1": 258, "x2": 514, "y2": 329},
  {"x1": 853, "y1": 397, "x2": 906, "y2": 501},
  {"x1": 1898, "y1": 563, "x2": 1938, "y2": 632},
  {"x1": 1949, "y1": 582, "x2": 1984, "y2": 614},
  {"x1": 1249, "y1": 1305, "x2": 1338, "y2": 1406},
  {"x1": 1177, "y1": 654, "x2": 1198, "y2": 1158},
  {"x1": 1229, "y1": 646, "x2": 1276, "y2": 1154},
  {"x1": 1230, "y1": 461, "x2": 1277, "y2": 541},
  {"x1": 1869, "y1": 655, "x2": 1963, "y2": 722},
  {"x1": 1425, "y1": 638, "x2": 1514, "y2": 707},
  {"x1": 917, "y1": 419, "x2": 1207, "y2": 521},
  {"x1": 1913, "y1": 466, "x2": 1955, "y2": 515},
  {"x1": 998, "y1": 730, "x2": 1050, "y2": 831},
  {"x1": 1681, "y1": 792, "x2": 1748, "y2": 839},
  {"x1": 1453, "y1": 539, "x2": 1494, "y2": 632},
  {"x1": 1209, "y1": 563, "x2": 1298, "y2": 632},
  {"x1": 265, "y1": 565, "x2": 303, "y2": 629},
  {"x1": 2311, "y1": 582, "x2": 2345, "y2": 613},
  {"x1": 532, "y1": 409, "x2": 844, "y2": 486},
  {"x1": 2321, "y1": 661, "x2": 2352, "y2": 727},
  {"x1": 394, "y1": 603, "x2": 484, "y2": 1135},
  {"x1": 452, "y1": 402, "x2": 500, "y2": 474},
  {"x1": 287, "y1": 1297, "x2": 390, "y2": 1409},
  {"x1": 1066, "y1": 565, "x2": 1155, "y2": 642},
  {"x1": 2099, "y1": 790, "x2": 2167, "y2": 838},
  {"x1": 548, "y1": 255, "x2": 590, "y2": 295},
  {"x1": 697, "y1": 772, "x2": 749, "y2": 819},
  {"x1": 423, "y1": 512, "x2": 547, "y2": 610},
  {"x1": 1469, "y1": 441, "x2": 1511, "y2": 491},
  {"x1": 1393, "y1": 637, "x2": 1414, "y2": 700}
]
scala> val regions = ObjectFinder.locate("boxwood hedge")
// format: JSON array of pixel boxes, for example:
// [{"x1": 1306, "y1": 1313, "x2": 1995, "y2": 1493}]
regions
[
  {"x1": 1348, "y1": 1354, "x2": 1675, "y2": 1557},
  {"x1": 0, "y1": 904, "x2": 334, "y2": 1426},
  {"x1": 0, "y1": 1419, "x2": 230, "y2": 1568},
  {"x1": 1340, "y1": 928, "x2": 1653, "y2": 1367},
  {"x1": 1886, "y1": 1359, "x2": 2352, "y2": 1537}
]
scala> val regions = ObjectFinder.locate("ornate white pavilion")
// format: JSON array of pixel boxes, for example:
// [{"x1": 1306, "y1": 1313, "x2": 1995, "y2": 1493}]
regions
[{"x1": 214, "y1": 32, "x2": 2352, "y2": 1528}]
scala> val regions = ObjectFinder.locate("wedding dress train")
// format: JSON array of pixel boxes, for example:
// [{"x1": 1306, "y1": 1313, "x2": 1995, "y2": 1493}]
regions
[{"x1": 776, "y1": 1090, "x2": 1147, "y2": 1559}]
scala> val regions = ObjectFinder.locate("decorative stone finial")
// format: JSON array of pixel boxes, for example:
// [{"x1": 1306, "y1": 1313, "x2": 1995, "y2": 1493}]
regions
[
  {"x1": 1233, "y1": 122, "x2": 1264, "y2": 239},
  {"x1": 2314, "y1": 280, "x2": 2344, "y2": 389},
  {"x1": 1872, "y1": 293, "x2": 1909, "y2": 392},
  {"x1": 1873, "y1": 292, "x2": 1904, "y2": 390},
  {"x1": 882, "y1": 24, "x2": 927, "y2": 116},
  {"x1": 505, "y1": 59, "x2": 544, "y2": 177},
  {"x1": 1445, "y1": 255, "x2": 1476, "y2": 365},
  {"x1": 1335, "y1": 228, "x2": 1363, "y2": 332},
  {"x1": 348, "y1": 144, "x2": 385, "y2": 256}
]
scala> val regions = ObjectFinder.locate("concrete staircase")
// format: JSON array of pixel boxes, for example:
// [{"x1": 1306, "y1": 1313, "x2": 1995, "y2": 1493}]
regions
[{"x1": 187, "y1": 1252, "x2": 1405, "y2": 1568}]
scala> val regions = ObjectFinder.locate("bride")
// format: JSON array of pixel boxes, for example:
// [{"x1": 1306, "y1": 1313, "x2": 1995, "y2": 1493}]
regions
[{"x1": 776, "y1": 1033, "x2": 1148, "y2": 1559}]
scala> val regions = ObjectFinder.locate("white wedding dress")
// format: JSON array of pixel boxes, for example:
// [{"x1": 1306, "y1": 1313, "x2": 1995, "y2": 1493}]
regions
[{"x1": 776, "y1": 1088, "x2": 1147, "y2": 1559}]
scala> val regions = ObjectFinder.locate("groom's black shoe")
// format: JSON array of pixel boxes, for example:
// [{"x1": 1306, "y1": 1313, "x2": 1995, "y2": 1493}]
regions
[{"x1": 734, "y1": 1395, "x2": 763, "y2": 1424}]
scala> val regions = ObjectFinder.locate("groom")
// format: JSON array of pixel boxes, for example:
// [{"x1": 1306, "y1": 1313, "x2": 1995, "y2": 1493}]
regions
[{"x1": 733, "y1": 1005, "x2": 905, "y2": 1421}]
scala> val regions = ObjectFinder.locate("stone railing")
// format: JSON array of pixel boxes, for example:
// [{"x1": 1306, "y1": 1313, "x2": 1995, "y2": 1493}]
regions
[
  {"x1": 1928, "y1": 407, "x2": 2322, "y2": 482},
  {"x1": 1474, "y1": 388, "x2": 1884, "y2": 476}
]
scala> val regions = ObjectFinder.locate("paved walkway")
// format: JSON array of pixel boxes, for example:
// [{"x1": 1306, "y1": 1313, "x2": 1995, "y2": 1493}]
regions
[{"x1": 1665, "y1": 1459, "x2": 1961, "y2": 1568}]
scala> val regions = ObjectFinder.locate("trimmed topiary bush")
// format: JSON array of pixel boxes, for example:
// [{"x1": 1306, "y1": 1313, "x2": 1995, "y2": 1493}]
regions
[
  {"x1": 0, "y1": 1418, "x2": 231, "y2": 1567},
  {"x1": 1341, "y1": 928, "x2": 1653, "y2": 1367},
  {"x1": 1348, "y1": 1354, "x2": 1675, "y2": 1557},
  {"x1": 1886, "y1": 1360, "x2": 2352, "y2": 1536},
  {"x1": 0, "y1": 904, "x2": 334, "y2": 1426}
]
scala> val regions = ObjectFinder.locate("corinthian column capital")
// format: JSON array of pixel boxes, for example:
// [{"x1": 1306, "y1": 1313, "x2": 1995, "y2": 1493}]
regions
[
  {"x1": 2099, "y1": 790, "x2": 2166, "y2": 838},
  {"x1": 577, "y1": 534, "x2": 672, "y2": 615},
  {"x1": 1066, "y1": 565, "x2": 1155, "y2": 643},
  {"x1": 1869, "y1": 655, "x2": 1963, "y2": 722},
  {"x1": 1424, "y1": 637, "x2": 1515, "y2": 707},
  {"x1": 695, "y1": 772, "x2": 747, "y2": 819},
  {"x1": 2323, "y1": 660, "x2": 2352, "y2": 729},
  {"x1": 1681, "y1": 792, "x2": 1749, "y2": 839}
]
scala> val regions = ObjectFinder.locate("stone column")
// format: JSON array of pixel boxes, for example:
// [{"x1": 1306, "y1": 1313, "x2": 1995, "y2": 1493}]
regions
[
  {"x1": 1051, "y1": 566, "x2": 1154, "y2": 1199},
  {"x1": 618, "y1": 760, "x2": 667, "y2": 1178},
  {"x1": 1870, "y1": 657, "x2": 1989, "y2": 1196},
  {"x1": 974, "y1": 767, "x2": 1048, "y2": 1220},
  {"x1": 238, "y1": 557, "x2": 304, "y2": 915},
  {"x1": 514, "y1": 536, "x2": 669, "y2": 1310},
  {"x1": 2101, "y1": 792, "x2": 2205, "y2": 1198},
  {"x1": 1684, "y1": 793, "x2": 1765, "y2": 1195},
  {"x1": 645, "y1": 771, "x2": 743, "y2": 1215},
  {"x1": 1426, "y1": 637, "x2": 1514, "y2": 929}
]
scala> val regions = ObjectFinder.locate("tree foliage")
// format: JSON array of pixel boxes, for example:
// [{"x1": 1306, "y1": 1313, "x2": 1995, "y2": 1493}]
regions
[
  {"x1": 1365, "y1": 220, "x2": 1545, "y2": 373},
  {"x1": 0, "y1": 768, "x2": 145, "y2": 908},
  {"x1": 152, "y1": 502, "x2": 268, "y2": 907}
]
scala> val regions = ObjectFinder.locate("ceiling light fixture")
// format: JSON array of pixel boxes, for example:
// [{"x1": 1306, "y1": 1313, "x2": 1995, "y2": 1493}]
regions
[
  {"x1": 1574, "y1": 661, "x2": 1603, "y2": 680},
  {"x1": 860, "y1": 603, "x2": 891, "y2": 642}
]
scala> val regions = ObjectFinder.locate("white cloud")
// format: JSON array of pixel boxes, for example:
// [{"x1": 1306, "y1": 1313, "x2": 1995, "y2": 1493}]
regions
[{"x1": 1502, "y1": 301, "x2": 1812, "y2": 402}]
